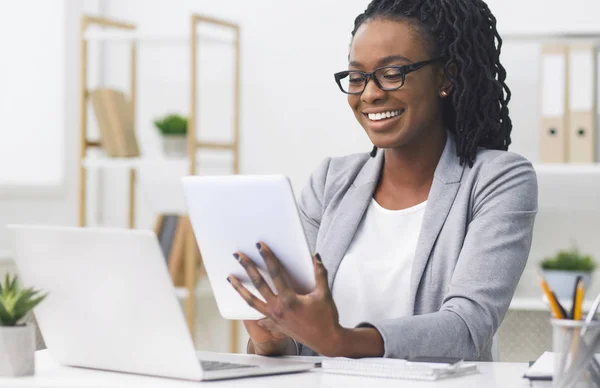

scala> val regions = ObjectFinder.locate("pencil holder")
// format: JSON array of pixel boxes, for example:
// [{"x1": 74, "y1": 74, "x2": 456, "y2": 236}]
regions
[{"x1": 551, "y1": 319, "x2": 600, "y2": 388}]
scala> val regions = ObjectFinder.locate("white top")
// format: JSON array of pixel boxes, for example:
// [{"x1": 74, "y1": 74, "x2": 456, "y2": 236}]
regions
[{"x1": 332, "y1": 199, "x2": 427, "y2": 328}]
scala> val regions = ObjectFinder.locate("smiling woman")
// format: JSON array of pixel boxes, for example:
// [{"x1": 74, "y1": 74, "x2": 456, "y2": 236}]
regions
[{"x1": 229, "y1": 0, "x2": 538, "y2": 361}]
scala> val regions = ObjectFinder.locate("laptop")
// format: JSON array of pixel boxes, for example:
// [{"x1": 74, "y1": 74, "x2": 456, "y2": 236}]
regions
[{"x1": 8, "y1": 225, "x2": 314, "y2": 381}]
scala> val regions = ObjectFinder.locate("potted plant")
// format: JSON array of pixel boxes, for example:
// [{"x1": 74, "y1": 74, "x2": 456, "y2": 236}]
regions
[
  {"x1": 153, "y1": 113, "x2": 188, "y2": 157},
  {"x1": 0, "y1": 273, "x2": 47, "y2": 377},
  {"x1": 541, "y1": 247, "x2": 596, "y2": 299}
]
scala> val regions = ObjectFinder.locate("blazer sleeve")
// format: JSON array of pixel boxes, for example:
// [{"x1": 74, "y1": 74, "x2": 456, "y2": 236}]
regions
[
  {"x1": 358, "y1": 152, "x2": 538, "y2": 360},
  {"x1": 297, "y1": 157, "x2": 331, "y2": 254}
]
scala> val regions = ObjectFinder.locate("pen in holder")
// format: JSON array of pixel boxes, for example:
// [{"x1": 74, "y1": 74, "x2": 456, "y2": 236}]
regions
[{"x1": 551, "y1": 319, "x2": 600, "y2": 388}]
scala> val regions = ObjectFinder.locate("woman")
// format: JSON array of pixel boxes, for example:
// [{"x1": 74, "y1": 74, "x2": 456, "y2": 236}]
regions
[{"x1": 227, "y1": 0, "x2": 538, "y2": 361}]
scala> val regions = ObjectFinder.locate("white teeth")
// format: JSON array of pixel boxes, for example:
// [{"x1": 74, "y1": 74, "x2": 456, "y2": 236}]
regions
[{"x1": 367, "y1": 110, "x2": 402, "y2": 121}]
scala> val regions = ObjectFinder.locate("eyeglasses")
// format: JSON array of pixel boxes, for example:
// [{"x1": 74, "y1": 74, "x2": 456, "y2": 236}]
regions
[{"x1": 333, "y1": 58, "x2": 441, "y2": 95}]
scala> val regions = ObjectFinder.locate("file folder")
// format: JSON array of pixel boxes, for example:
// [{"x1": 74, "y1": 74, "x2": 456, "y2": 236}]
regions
[
  {"x1": 567, "y1": 44, "x2": 597, "y2": 163},
  {"x1": 540, "y1": 45, "x2": 569, "y2": 163}
]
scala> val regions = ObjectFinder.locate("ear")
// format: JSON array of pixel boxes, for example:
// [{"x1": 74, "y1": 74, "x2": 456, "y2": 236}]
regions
[{"x1": 438, "y1": 61, "x2": 457, "y2": 96}]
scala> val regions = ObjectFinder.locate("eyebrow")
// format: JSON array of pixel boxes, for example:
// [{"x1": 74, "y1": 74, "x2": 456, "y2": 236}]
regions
[{"x1": 349, "y1": 55, "x2": 413, "y2": 68}]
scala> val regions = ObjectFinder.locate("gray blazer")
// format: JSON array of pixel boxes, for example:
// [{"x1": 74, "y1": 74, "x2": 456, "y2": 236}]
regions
[{"x1": 296, "y1": 133, "x2": 538, "y2": 361}]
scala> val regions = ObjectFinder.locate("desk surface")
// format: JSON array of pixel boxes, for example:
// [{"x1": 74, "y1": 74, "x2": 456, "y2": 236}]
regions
[{"x1": 0, "y1": 350, "x2": 533, "y2": 388}]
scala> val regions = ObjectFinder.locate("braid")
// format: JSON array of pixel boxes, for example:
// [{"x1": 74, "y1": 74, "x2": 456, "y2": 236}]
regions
[{"x1": 352, "y1": 0, "x2": 512, "y2": 167}]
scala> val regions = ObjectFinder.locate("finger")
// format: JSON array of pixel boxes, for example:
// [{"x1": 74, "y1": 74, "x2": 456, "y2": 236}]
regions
[
  {"x1": 313, "y1": 253, "x2": 329, "y2": 293},
  {"x1": 256, "y1": 241, "x2": 291, "y2": 295},
  {"x1": 228, "y1": 276, "x2": 268, "y2": 314},
  {"x1": 233, "y1": 251, "x2": 276, "y2": 302}
]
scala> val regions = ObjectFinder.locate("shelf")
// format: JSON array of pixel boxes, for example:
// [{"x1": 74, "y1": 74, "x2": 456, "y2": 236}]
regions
[
  {"x1": 533, "y1": 163, "x2": 600, "y2": 175},
  {"x1": 82, "y1": 155, "x2": 232, "y2": 171},
  {"x1": 83, "y1": 156, "x2": 190, "y2": 170},
  {"x1": 510, "y1": 297, "x2": 595, "y2": 312},
  {"x1": 174, "y1": 277, "x2": 213, "y2": 299},
  {"x1": 84, "y1": 30, "x2": 234, "y2": 45},
  {"x1": 503, "y1": 32, "x2": 600, "y2": 43}
]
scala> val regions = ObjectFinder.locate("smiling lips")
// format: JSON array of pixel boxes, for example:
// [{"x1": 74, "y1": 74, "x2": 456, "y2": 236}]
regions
[{"x1": 364, "y1": 109, "x2": 404, "y2": 122}]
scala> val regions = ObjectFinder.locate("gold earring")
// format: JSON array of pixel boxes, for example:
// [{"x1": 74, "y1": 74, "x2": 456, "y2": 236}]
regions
[{"x1": 440, "y1": 90, "x2": 449, "y2": 98}]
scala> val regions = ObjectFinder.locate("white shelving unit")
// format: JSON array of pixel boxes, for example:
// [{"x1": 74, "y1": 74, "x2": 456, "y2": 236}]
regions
[
  {"x1": 79, "y1": 14, "x2": 241, "y2": 353},
  {"x1": 510, "y1": 297, "x2": 594, "y2": 312}
]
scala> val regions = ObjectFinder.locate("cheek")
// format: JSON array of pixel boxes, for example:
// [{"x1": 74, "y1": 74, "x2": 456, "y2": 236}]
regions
[{"x1": 348, "y1": 95, "x2": 360, "y2": 112}]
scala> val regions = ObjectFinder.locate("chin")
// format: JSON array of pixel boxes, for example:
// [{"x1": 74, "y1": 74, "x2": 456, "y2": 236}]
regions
[{"x1": 366, "y1": 128, "x2": 413, "y2": 150}]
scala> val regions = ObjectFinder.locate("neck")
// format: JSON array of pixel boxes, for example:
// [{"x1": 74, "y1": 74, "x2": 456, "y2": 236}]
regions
[{"x1": 380, "y1": 127, "x2": 447, "y2": 190}]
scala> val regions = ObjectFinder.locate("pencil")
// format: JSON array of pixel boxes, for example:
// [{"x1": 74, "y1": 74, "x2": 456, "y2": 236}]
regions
[
  {"x1": 573, "y1": 278, "x2": 585, "y2": 321},
  {"x1": 537, "y1": 271, "x2": 565, "y2": 319},
  {"x1": 551, "y1": 291, "x2": 568, "y2": 319},
  {"x1": 570, "y1": 275, "x2": 583, "y2": 319}
]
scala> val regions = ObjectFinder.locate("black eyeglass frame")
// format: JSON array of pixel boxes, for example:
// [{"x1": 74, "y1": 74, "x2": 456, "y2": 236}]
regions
[{"x1": 333, "y1": 58, "x2": 442, "y2": 95}]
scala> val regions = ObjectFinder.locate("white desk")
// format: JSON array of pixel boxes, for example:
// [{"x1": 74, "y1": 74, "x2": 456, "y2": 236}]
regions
[{"x1": 0, "y1": 350, "x2": 533, "y2": 387}]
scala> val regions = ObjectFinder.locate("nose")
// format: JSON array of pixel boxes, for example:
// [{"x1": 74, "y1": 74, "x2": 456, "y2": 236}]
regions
[{"x1": 361, "y1": 76, "x2": 386, "y2": 104}]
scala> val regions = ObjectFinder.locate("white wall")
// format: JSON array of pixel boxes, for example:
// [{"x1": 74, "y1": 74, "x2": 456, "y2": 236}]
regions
[
  {"x1": 0, "y1": 1, "x2": 65, "y2": 189},
  {"x1": 0, "y1": 0, "x2": 86, "y2": 251}
]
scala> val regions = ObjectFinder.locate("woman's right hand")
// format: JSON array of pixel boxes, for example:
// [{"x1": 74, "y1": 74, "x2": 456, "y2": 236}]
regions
[{"x1": 244, "y1": 319, "x2": 297, "y2": 356}]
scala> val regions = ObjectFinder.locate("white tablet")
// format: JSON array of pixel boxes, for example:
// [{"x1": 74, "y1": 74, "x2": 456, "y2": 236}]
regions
[{"x1": 181, "y1": 175, "x2": 316, "y2": 320}]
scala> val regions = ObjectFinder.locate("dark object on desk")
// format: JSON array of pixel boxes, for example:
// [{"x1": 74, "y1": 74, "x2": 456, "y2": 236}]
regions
[{"x1": 406, "y1": 356, "x2": 463, "y2": 366}]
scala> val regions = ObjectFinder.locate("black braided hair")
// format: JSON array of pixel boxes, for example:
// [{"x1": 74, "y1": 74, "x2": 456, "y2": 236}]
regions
[{"x1": 354, "y1": 0, "x2": 511, "y2": 167}]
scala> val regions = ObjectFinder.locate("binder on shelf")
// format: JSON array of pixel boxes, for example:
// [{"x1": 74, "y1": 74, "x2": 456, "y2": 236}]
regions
[
  {"x1": 567, "y1": 44, "x2": 597, "y2": 163},
  {"x1": 89, "y1": 88, "x2": 140, "y2": 158},
  {"x1": 89, "y1": 89, "x2": 119, "y2": 157},
  {"x1": 540, "y1": 44, "x2": 569, "y2": 163},
  {"x1": 154, "y1": 214, "x2": 199, "y2": 287}
]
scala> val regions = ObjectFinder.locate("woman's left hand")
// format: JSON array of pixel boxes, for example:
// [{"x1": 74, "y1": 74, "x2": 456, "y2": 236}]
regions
[{"x1": 227, "y1": 242, "x2": 344, "y2": 357}]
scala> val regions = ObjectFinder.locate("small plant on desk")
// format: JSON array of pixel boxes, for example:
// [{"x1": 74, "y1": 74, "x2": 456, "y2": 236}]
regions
[
  {"x1": 541, "y1": 247, "x2": 596, "y2": 300},
  {"x1": 0, "y1": 273, "x2": 47, "y2": 377}
]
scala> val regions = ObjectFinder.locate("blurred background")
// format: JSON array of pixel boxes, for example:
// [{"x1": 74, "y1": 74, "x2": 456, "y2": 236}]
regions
[{"x1": 1, "y1": 0, "x2": 600, "y2": 362}]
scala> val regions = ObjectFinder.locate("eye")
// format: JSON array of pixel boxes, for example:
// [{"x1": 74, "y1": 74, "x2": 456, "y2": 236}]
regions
[
  {"x1": 380, "y1": 68, "x2": 404, "y2": 81},
  {"x1": 348, "y1": 73, "x2": 366, "y2": 84}
]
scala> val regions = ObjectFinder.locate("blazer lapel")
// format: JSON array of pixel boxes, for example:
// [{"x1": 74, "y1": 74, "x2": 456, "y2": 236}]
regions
[
  {"x1": 318, "y1": 151, "x2": 384, "y2": 289},
  {"x1": 409, "y1": 134, "x2": 465, "y2": 312}
]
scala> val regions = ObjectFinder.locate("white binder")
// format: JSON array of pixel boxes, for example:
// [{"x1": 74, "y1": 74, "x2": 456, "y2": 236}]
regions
[
  {"x1": 567, "y1": 44, "x2": 597, "y2": 163},
  {"x1": 540, "y1": 45, "x2": 569, "y2": 163}
]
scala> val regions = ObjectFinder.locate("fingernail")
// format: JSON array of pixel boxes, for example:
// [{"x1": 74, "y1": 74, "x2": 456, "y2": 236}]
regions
[
  {"x1": 256, "y1": 242, "x2": 261, "y2": 250},
  {"x1": 233, "y1": 253, "x2": 240, "y2": 261},
  {"x1": 316, "y1": 253, "x2": 323, "y2": 264},
  {"x1": 227, "y1": 277, "x2": 231, "y2": 284}
]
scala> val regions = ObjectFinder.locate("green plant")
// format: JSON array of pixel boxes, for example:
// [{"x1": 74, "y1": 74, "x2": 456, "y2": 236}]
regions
[
  {"x1": 0, "y1": 274, "x2": 47, "y2": 326},
  {"x1": 153, "y1": 113, "x2": 188, "y2": 136},
  {"x1": 541, "y1": 248, "x2": 596, "y2": 272}
]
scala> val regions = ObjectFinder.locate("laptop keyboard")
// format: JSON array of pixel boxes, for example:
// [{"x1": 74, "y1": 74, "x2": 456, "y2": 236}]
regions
[{"x1": 200, "y1": 360, "x2": 259, "y2": 371}]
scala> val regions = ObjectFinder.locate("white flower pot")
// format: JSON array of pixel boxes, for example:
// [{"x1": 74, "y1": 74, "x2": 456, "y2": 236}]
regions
[
  {"x1": 0, "y1": 324, "x2": 35, "y2": 377},
  {"x1": 162, "y1": 135, "x2": 187, "y2": 157},
  {"x1": 542, "y1": 270, "x2": 592, "y2": 300}
]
